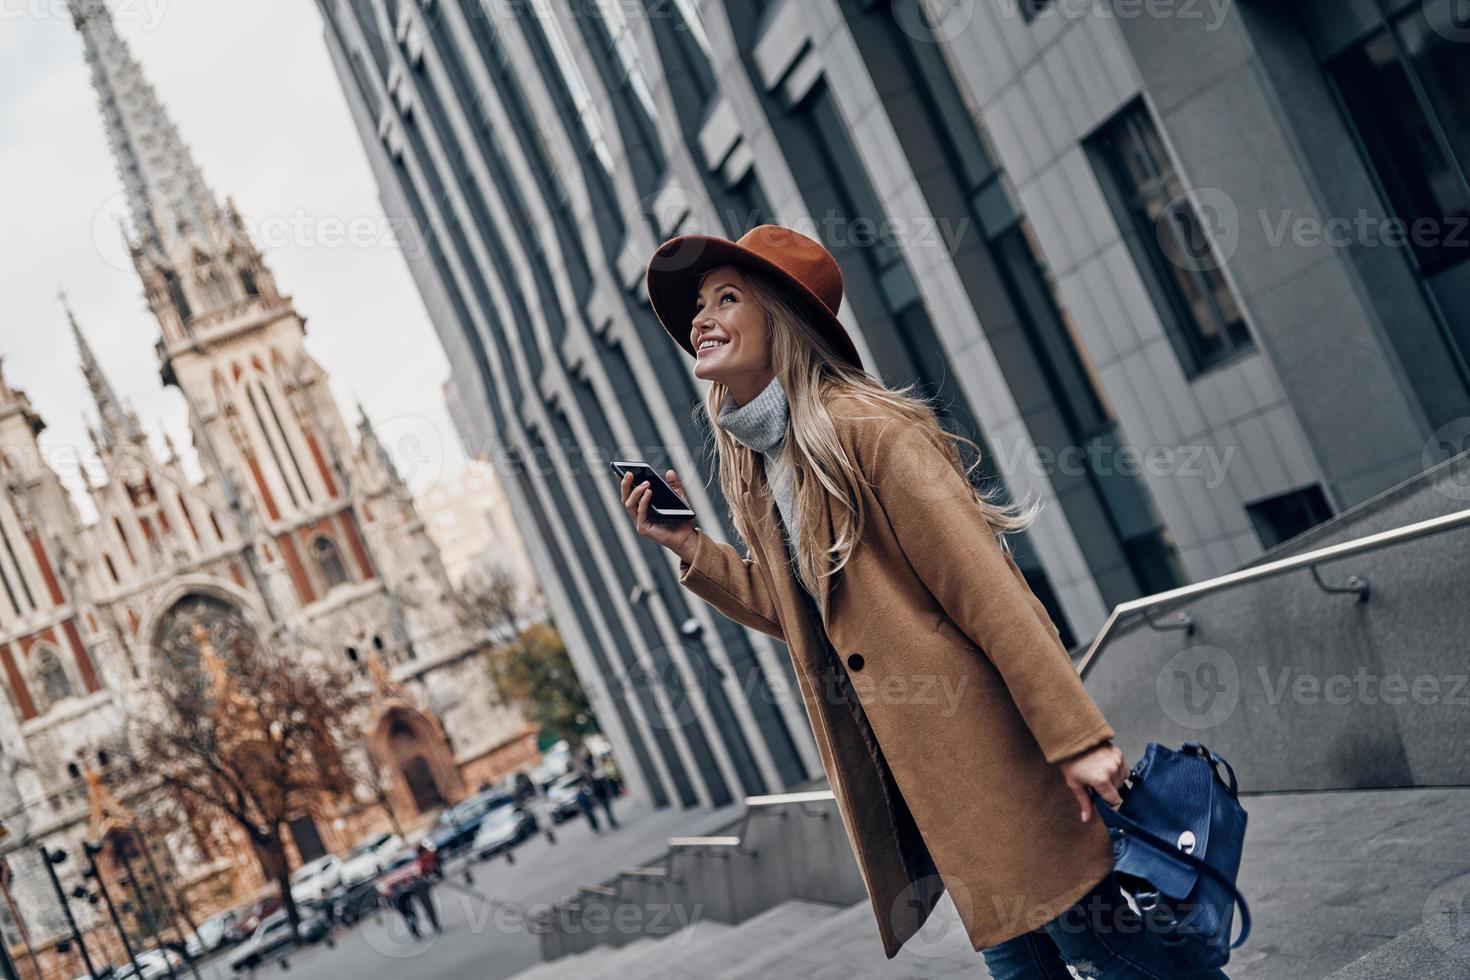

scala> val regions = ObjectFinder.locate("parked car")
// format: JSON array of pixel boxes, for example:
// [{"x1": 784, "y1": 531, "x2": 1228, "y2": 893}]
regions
[
  {"x1": 531, "y1": 741, "x2": 571, "y2": 790},
  {"x1": 229, "y1": 908, "x2": 331, "y2": 972},
  {"x1": 224, "y1": 894, "x2": 281, "y2": 945},
  {"x1": 332, "y1": 876, "x2": 383, "y2": 925},
  {"x1": 185, "y1": 908, "x2": 241, "y2": 958},
  {"x1": 114, "y1": 947, "x2": 184, "y2": 979},
  {"x1": 473, "y1": 804, "x2": 539, "y2": 859},
  {"x1": 546, "y1": 772, "x2": 586, "y2": 824},
  {"x1": 339, "y1": 832, "x2": 403, "y2": 887},
  {"x1": 289, "y1": 854, "x2": 343, "y2": 905},
  {"x1": 424, "y1": 790, "x2": 513, "y2": 855}
]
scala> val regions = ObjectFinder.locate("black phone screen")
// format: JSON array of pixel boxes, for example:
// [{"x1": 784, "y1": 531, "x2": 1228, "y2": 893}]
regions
[{"x1": 611, "y1": 462, "x2": 693, "y2": 516}]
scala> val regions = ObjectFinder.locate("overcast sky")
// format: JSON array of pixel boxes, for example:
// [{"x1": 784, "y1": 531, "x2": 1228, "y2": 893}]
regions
[{"x1": 0, "y1": 0, "x2": 466, "y2": 520}]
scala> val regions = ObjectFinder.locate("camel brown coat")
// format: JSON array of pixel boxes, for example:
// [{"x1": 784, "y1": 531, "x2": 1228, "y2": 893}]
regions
[{"x1": 677, "y1": 394, "x2": 1117, "y2": 956}]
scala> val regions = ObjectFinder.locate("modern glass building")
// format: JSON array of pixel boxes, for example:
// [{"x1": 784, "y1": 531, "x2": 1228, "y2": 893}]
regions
[{"x1": 314, "y1": 0, "x2": 1470, "y2": 809}]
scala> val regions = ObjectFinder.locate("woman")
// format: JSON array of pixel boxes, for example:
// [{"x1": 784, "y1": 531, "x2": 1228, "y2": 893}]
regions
[{"x1": 623, "y1": 225, "x2": 1227, "y2": 979}]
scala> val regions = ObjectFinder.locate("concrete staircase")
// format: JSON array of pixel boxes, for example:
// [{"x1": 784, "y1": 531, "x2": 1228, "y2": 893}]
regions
[{"x1": 511, "y1": 897, "x2": 979, "y2": 979}]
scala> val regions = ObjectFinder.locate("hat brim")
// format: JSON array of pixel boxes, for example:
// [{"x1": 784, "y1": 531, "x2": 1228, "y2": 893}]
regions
[{"x1": 645, "y1": 234, "x2": 863, "y2": 370}]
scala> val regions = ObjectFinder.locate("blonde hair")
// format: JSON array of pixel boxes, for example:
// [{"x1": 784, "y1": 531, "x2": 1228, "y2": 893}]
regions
[{"x1": 701, "y1": 265, "x2": 1043, "y2": 599}]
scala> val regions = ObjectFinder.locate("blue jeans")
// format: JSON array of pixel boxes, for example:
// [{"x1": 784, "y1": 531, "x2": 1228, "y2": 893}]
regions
[{"x1": 980, "y1": 871, "x2": 1231, "y2": 979}]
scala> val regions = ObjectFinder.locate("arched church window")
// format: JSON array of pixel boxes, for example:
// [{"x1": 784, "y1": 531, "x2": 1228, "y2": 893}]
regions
[
  {"x1": 33, "y1": 645, "x2": 73, "y2": 710},
  {"x1": 153, "y1": 594, "x2": 257, "y2": 692},
  {"x1": 311, "y1": 535, "x2": 349, "y2": 589}
]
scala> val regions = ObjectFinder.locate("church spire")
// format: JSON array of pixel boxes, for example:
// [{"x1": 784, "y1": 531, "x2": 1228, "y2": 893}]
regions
[
  {"x1": 62, "y1": 289, "x2": 142, "y2": 452},
  {"x1": 68, "y1": 0, "x2": 222, "y2": 266},
  {"x1": 68, "y1": 0, "x2": 278, "y2": 340}
]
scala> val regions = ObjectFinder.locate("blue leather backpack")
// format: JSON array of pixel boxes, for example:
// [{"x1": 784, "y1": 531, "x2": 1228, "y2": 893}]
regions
[{"x1": 1089, "y1": 741, "x2": 1251, "y2": 970}]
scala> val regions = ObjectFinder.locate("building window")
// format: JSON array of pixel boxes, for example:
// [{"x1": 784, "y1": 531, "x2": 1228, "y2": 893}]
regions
[
  {"x1": 1088, "y1": 100, "x2": 1252, "y2": 376},
  {"x1": 311, "y1": 535, "x2": 349, "y2": 589},
  {"x1": 1246, "y1": 484, "x2": 1333, "y2": 551},
  {"x1": 33, "y1": 646, "x2": 73, "y2": 711},
  {"x1": 725, "y1": 168, "x2": 774, "y2": 236},
  {"x1": 1330, "y1": 2, "x2": 1470, "y2": 278}
]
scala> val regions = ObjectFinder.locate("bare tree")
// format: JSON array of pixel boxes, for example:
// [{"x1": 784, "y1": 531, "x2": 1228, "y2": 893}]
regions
[
  {"x1": 452, "y1": 562, "x2": 527, "y2": 643},
  {"x1": 125, "y1": 620, "x2": 365, "y2": 939}
]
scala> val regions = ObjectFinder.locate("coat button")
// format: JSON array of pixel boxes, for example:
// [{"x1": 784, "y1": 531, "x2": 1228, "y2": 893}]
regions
[{"x1": 846, "y1": 653, "x2": 865, "y2": 671}]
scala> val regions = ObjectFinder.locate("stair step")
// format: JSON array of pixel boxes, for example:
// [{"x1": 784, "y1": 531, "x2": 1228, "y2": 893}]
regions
[
  {"x1": 641, "y1": 899, "x2": 847, "y2": 980},
  {"x1": 723, "y1": 896, "x2": 978, "y2": 979},
  {"x1": 581, "y1": 922, "x2": 733, "y2": 980},
  {"x1": 510, "y1": 944, "x2": 608, "y2": 980}
]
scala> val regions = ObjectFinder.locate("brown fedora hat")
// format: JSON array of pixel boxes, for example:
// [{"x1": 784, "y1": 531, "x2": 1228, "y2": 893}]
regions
[{"x1": 645, "y1": 224, "x2": 863, "y2": 369}]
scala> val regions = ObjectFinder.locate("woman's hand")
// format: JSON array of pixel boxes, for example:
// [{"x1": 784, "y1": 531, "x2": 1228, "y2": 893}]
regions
[
  {"x1": 620, "y1": 468, "x2": 697, "y2": 559},
  {"x1": 1058, "y1": 740, "x2": 1127, "y2": 823}
]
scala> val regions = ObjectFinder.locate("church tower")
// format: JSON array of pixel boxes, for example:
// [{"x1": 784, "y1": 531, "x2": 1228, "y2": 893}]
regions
[{"x1": 69, "y1": 0, "x2": 383, "y2": 621}]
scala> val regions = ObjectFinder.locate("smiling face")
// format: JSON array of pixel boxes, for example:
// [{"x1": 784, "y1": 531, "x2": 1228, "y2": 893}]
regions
[{"x1": 690, "y1": 264, "x2": 774, "y2": 404}]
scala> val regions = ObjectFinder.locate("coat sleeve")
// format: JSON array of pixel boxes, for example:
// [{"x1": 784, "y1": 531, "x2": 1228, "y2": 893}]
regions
[
  {"x1": 863, "y1": 414, "x2": 1115, "y2": 765},
  {"x1": 677, "y1": 526, "x2": 786, "y2": 642}
]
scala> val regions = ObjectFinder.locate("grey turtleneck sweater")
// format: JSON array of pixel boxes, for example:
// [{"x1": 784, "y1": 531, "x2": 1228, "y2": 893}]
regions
[{"x1": 718, "y1": 375, "x2": 801, "y2": 566}]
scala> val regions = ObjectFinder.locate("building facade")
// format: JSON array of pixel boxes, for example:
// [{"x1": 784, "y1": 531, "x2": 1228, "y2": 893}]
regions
[
  {"x1": 314, "y1": 0, "x2": 1470, "y2": 812},
  {"x1": 418, "y1": 459, "x2": 539, "y2": 590},
  {"x1": 0, "y1": 0, "x2": 536, "y2": 962}
]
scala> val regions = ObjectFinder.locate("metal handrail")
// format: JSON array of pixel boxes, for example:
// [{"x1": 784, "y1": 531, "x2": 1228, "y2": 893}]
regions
[
  {"x1": 1077, "y1": 505, "x2": 1470, "y2": 678},
  {"x1": 743, "y1": 790, "x2": 834, "y2": 807}
]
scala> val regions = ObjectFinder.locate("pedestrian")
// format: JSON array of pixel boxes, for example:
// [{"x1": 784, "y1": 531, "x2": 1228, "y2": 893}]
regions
[
  {"x1": 599, "y1": 753, "x2": 624, "y2": 796},
  {"x1": 410, "y1": 843, "x2": 444, "y2": 934},
  {"x1": 589, "y1": 763, "x2": 620, "y2": 829},
  {"x1": 573, "y1": 778, "x2": 601, "y2": 833},
  {"x1": 513, "y1": 771, "x2": 536, "y2": 806},
  {"x1": 387, "y1": 881, "x2": 421, "y2": 940},
  {"x1": 415, "y1": 841, "x2": 441, "y2": 883},
  {"x1": 629, "y1": 225, "x2": 1218, "y2": 978}
]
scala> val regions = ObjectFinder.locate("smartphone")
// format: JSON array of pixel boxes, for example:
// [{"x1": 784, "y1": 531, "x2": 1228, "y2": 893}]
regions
[{"x1": 611, "y1": 460, "x2": 695, "y2": 522}]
